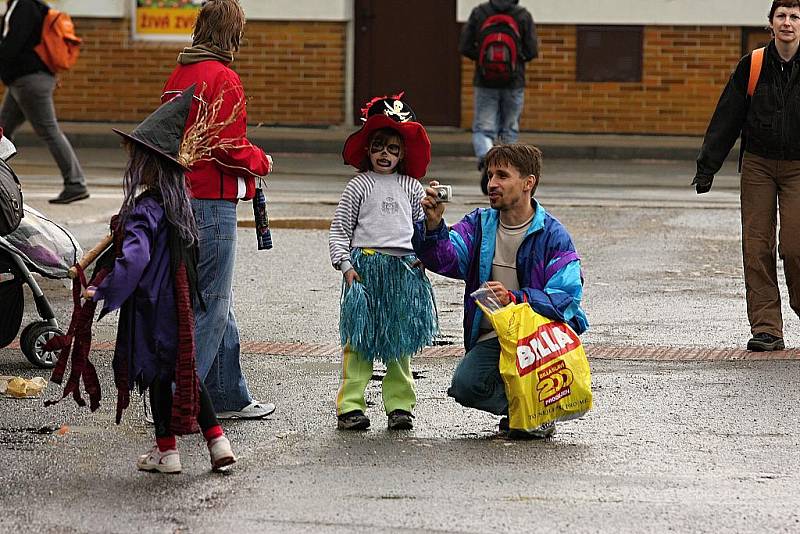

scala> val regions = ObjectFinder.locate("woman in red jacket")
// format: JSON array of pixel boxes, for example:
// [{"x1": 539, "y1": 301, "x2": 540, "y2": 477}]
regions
[{"x1": 161, "y1": 0, "x2": 274, "y2": 419}]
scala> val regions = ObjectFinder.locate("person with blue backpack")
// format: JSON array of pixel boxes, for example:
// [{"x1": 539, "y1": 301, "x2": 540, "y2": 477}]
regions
[
  {"x1": 413, "y1": 143, "x2": 587, "y2": 438},
  {"x1": 459, "y1": 0, "x2": 538, "y2": 195}
]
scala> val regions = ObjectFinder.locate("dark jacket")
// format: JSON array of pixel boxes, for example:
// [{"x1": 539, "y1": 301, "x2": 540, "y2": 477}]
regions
[
  {"x1": 696, "y1": 40, "x2": 800, "y2": 183},
  {"x1": 459, "y1": 0, "x2": 538, "y2": 89},
  {"x1": 0, "y1": 0, "x2": 49, "y2": 85}
]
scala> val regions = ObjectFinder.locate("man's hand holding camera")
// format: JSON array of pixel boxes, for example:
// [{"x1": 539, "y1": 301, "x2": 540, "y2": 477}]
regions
[{"x1": 422, "y1": 180, "x2": 451, "y2": 231}]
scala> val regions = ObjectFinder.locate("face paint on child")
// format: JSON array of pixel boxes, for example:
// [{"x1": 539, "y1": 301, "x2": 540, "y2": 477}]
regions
[{"x1": 369, "y1": 134, "x2": 404, "y2": 174}]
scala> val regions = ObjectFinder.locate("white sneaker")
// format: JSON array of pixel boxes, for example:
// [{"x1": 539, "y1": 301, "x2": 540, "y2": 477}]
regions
[
  {"x1": 137, "y1": 447, "x2": 182, "y2": 474},
  {"x1": 216, "y1": 401, "x2": 276, "y2": 420},
  {"x1": 208, "y1": 436, "x2": 237, "y2": 471}
]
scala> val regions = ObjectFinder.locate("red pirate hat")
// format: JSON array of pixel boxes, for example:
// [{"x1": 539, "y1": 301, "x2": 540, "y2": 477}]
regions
[{"x1": 342, "y1": 93, "x2": 431, "y2": 179}]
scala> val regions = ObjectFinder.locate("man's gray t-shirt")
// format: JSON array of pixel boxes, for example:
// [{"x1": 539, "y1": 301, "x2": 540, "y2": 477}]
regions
[{"x1": 478, "y1": 213, "x2": 533, "y2": 341}]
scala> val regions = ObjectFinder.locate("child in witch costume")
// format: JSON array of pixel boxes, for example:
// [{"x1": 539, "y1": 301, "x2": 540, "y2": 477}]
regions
[
  {"x1": 329, "y1": 94, "x2": 438, "y2": 431},
  {"x1": 47, "y1": 86, "x2": 236, "y2": 474}
]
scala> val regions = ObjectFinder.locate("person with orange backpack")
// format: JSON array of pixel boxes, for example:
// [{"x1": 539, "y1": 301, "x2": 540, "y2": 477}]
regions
[
  {"x1": 695, "y1": 0, "x2": 800, "y2": 352},
  {"x1": 459, "y1": 0, "x2": 537, "y2": 195},
  {"x1": 0, "y1": 0, "x2": 88, "y2": 204}
]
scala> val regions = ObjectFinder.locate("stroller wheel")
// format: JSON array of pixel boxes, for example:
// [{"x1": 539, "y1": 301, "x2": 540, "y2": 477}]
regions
[
  {"x1": 18, "y1": 322, "x2": 37, "y2": 350},
  {"x1": 21, "y1": 322, "x2": 64, "y2": 369}
]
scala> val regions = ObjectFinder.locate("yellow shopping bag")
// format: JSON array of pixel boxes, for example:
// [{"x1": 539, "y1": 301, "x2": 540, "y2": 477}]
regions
[{"x1": 478, "y1": 299, "x2": 592, "y2": 431}]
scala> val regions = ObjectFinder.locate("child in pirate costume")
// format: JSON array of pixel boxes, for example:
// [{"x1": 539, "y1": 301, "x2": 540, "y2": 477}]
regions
[
  {"x1": 329, "y1": 94, "x2": 438, "y2": 431},
  {"x1": 47, "y1": 86, "x2": 236, "y2": 474}
]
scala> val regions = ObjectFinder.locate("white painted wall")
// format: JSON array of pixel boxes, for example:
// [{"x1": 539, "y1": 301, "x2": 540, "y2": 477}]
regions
[
  {"x1": 15, "y1": 1, "x2": 770, "y2": 26},
  {"x1": 0, "y1": 3, "x2": 127, "y2": 41},
  {"x1": 457, "y1": 1, "x2": 769, "y2": 26},
  {"x1": 240, "y1": 0, "x2": 351, "y2": 21},
  {"x1": 21, "y1": 0, "x2": 352, "y2": 21},
  {"x1": 32, "y1": 0, "x2": 126, "y2": 18}
]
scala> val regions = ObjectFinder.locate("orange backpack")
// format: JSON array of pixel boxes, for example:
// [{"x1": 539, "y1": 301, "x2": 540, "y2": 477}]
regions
[
  {"x1": 739, "y1": 47, "x2": 766, "y2": 170},
  {"x1": 747, "y1": 47, "x2": 765, "y2": 97},
  {"x1": 33, "y1": 7, "x2": 82, "y2": 74}
]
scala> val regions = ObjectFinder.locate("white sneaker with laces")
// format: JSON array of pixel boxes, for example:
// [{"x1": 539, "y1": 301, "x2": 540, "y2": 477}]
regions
[
  {"x1": 216, "y1": 401, "x2": 276, "y2": 420},
  {"x1": 208, "y1": 436, "x2": 237, "y2": 471},
  {"x1": 137, "y1": 447, "x2": 181, "y2": 474}
]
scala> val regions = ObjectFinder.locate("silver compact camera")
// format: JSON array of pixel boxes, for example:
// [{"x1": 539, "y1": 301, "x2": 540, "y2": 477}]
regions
[{"x1": 432, "y1": 184, "x2": 452, "y2": 203}]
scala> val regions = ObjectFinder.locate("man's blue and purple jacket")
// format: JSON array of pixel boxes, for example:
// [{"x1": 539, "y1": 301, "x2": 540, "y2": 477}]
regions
[{"x1": 412, "y1": 200, "x2": 588, "y2": 351}]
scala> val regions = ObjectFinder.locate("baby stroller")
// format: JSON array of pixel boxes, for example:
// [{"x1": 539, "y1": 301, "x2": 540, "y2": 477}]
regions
[{"x1": 0, "y1": 137, "x2": 83, "y2": 368}]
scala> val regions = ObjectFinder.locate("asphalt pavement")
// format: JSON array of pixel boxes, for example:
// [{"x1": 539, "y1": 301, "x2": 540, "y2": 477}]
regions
[{"x1": 1, "y1": 147, "x2": 798, "y2": 533}]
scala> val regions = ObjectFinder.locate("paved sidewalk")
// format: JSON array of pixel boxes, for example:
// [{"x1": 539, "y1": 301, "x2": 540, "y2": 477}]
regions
[{"x1": 11, "y1": 120, "x2": 721, "y2": 161}]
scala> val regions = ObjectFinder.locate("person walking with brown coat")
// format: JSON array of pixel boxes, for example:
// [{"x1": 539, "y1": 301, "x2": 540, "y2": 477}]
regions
[{"x1": 695, "y1": 0, "x2": 800, "y2": 351}]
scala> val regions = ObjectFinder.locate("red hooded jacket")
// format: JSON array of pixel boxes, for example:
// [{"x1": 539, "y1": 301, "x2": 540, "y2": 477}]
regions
[{"x1": 162, "y1": 61, "x2": 271, "y2": 201}]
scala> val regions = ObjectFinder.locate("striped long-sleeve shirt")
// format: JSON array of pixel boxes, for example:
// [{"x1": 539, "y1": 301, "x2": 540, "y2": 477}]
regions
[{"x1": 329, "y1": 171, "x2": 426, "y2": 273}]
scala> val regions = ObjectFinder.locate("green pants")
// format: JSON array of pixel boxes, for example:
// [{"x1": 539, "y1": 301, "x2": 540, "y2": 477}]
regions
[{"x1": 336, "y1": 346, "x2": 416, "y2": 415}]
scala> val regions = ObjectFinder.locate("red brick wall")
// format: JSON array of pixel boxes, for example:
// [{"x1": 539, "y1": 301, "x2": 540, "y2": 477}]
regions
[
  {"x1": 2, "y1": 20, "x2": 741, "y2": 135},
  {"x1": 460, "y1": 25, "x2": 743, "y2": 135},
  {"x1": 0, "y1": 18, "x2": 346, "y2": 125}
]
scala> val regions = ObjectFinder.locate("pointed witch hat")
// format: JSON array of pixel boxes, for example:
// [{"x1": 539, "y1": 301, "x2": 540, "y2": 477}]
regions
[{"x1": 112, "y1": 85, "x2": 197, "y2": 171}]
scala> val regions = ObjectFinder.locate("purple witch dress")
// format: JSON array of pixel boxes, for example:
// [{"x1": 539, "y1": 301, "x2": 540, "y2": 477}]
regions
[{"x1": 92, "y1": 196, "x2": 178, "y2": 390}]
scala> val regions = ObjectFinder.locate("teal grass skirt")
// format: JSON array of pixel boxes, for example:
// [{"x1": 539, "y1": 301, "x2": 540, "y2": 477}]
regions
[{"x1": 339, "y1": 249, "x2": 438, "y2": 363}]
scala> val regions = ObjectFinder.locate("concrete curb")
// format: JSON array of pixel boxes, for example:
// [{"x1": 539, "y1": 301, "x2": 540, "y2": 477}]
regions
[
  {"x1": 238, "y1": 218, "x2": 331, "y2": 230},
  {"x1": 13, "y1": 122, "x2": 718, "y2": 161}
]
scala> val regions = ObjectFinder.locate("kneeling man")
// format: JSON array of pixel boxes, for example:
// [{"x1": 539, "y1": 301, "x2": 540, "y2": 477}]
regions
[{"x1": 412, "y1": 144, "x2": 588, "y2": 437}]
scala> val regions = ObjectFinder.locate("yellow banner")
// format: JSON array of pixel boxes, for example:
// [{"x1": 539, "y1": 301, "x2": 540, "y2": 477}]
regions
[{"x1": 135, "y1": 6, "x2": 199, "y2": 38}]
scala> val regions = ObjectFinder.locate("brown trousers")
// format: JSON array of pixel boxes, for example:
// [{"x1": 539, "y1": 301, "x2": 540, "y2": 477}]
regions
[{"x1": 741, "y1": 152, "x2": 800, "y2": 337}]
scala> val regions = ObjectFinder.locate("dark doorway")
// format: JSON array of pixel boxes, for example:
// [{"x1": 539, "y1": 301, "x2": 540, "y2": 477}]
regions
[{"x1": 354, "y1": 0, "x2": 461, "y2": 127}]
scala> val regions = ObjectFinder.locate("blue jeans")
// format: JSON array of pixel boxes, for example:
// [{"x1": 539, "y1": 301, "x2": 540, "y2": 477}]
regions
[
  {"x1": 192, "y1": 199, "x2": 252, "y2": 412},
  {"x1": 447, "y1": 337, "x2": 508, "y2": 415},
  {"x1": 0, "y1": 72, "x2": 85, "y2": 189},
  {"x1": 472, "y1": 86, "x2": 525, "y2": 162}
]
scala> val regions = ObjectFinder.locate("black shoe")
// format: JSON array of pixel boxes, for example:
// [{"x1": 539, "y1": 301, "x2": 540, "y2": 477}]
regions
[
  {"x1": 508, "y1": 421, "x2": 556, "y2": 440},
  {"x1": 337, "y1": 410, "x2": 370, "y2": 431},
  {"x1": 498, "y1": 417, "x2": 509, "y2": 432},
  {"x1": 49, "y1": 187, "x2": 89, "y2": 204},
  {"x1": 387, "y1": 409, "x2": 413, "y2": 430},
  {"x1": 747, "y1": 333, "x2": 785, "y2": 352}
]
